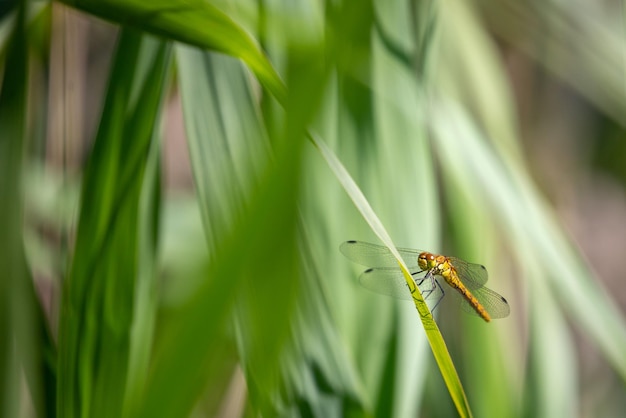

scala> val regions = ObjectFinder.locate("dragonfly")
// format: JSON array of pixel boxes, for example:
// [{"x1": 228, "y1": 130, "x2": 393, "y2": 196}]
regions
[{"x1": 340, "y1": 240, "x2": 510, "y2": 322}]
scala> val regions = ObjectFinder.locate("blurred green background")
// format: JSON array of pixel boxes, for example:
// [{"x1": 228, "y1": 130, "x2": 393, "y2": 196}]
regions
[{"x1": 1, "y1": 0, "x2": 626, "y2": 417}]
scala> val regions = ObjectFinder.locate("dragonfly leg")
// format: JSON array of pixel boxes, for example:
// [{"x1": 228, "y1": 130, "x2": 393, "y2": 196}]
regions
[
  {"x1": 422, "y1": 281, "x2": 437, "y2": 300},
  {"x1": 411, "y1": 270, "x2": 432, "y2": 297},
  {"x1": 412, "y1": 270, "x2": 425, "y2": 284},
  {"x1": 414, "y1": 271, "x2": 438, "y2": 301},
  {"x1": 416, "y1": 270, "x2": 435, "y2": 290},
  {"x1": 429, "y1": 279, "x2": 445, "y2": 313},
  {"x1": 402, "y1": 270, "x2": 425, "y2": 293}
]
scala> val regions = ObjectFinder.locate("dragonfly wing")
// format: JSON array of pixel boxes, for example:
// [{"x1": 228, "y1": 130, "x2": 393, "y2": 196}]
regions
[
  {"x1": 358, "y1": 268, "x2": 414, "y2": 300},
  {"x1": 448, "y1": 286, "x2": 510, "y2": 319},
  {"x1": 358, "y1": 267, "x2": 439, "y2": 300},
  {"x1": 473, "y1": 286, "x2": 510, "y2": 319},
  {"x1": 457, "y1": 295, "x2": 483, "y2": 317},
  {"x1": 448, "y1": 257, "x2": 488, "y2": 289},
  {"x1": 340, "y1": 240, "x2": 421, "y2": 269},
  {"x1": 447, "y1": 258, "x2": 509, "y2": 318}
]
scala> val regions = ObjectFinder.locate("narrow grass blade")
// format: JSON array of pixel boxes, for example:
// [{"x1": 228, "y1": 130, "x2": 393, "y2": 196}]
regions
[
  {"x1": 123, "y1": 125, "x2": 162, "y2": 417},
  {"x1": 57, "y1": 30, "x2": 170, "y2": 418},
  {"x1": 310, "y1": 133, "x2": 473, "y2": 418}
]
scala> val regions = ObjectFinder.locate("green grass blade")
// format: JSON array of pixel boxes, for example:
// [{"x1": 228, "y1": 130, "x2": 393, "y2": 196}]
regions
[
  {"x1": 310, "y1": 133, "x2": 473, "y2": 418},
  {"x1": 0, "y1": 3, "x2": 57, "y2": 417},
  {"x1": 57, "y1": 30, "x2": 170, "y2": 418},
  {"x1": 294, "y1": 227, "x2": 372, "y2": 415},
  {"x1": 132, "y1": 41, "x2": 323, "y2": 416},
  {"x1": 176, "y1": 45, "x2": 278, "y2": 414},
  {"x1": 177, "y1": 50, "x2": 287, "y2": 407},
  {"x1": 58, "y1": 0, "x2": 286, "y2": 103},
  {"x1": 176, "y1": 45, "x2": 271, "y2": 251},
  {"x1": 0, "y1": 2, "x2": 29, "y2": 416},
  {"x1": 123, "y1": 120, "x2": 163, "y2": 417}
]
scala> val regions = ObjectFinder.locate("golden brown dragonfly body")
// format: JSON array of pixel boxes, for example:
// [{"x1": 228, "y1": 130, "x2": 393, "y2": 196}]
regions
[
  {"x1": 341, "y1": 241, "x2": 510, "y2": 322},
  {"x1": 417, "y1": 252, "x2": 492, "y2": 321}
]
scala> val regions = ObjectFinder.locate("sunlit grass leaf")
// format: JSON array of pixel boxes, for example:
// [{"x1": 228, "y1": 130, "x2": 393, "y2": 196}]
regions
[
  {"x1": 57, "y1": 30, "x2": 170, "y2": 418},
  {"x1": 310, "y1": 133, "x2": 473, "y2": 418}
]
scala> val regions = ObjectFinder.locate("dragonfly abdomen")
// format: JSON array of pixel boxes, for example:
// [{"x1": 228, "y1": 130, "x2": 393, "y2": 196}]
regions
[{"x1": 444, "y1": 269, "x2": 492, "y2": 322}]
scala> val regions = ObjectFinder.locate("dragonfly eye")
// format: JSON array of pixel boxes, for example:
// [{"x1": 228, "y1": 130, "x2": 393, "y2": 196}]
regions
[
  {"x1": 418, "y1": 252, "x2": 438, "y2": 270},
  {"x1": 418, "y1": 253, "x2": 429, "y2": 269}
]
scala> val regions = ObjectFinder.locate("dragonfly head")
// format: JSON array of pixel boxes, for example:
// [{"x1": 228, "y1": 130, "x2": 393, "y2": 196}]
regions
[{"x1": 418, "y1": 252, "x2": 437, "y2": 271}]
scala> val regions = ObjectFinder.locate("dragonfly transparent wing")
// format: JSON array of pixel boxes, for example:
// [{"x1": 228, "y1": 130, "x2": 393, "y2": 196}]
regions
[
  {"x1": 447, "y1": 258, "x2": 510, "y2": 318},
  {"x1": 358, "y1": 267, "x2": 443, "y2": 304},
  {"x1": 448, "y1": 257, "x2": 489, "y2": 288},
  {"x1": 340, "y1": 240, "x2": 422, "y2": 270},
  {"x1": 436, "y1": 284, "x2": 510, "y2": 319},
  {"x1": 469, "y1": 287, "x2": 510, "y2": 319}
]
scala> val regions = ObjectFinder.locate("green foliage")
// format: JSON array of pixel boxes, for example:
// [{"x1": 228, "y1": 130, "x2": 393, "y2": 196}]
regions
[
  {"x1": 57, "y1": 30, "x2": 170, "y2": 417},
  {"x1": 2, "y1": 1, "x2": 626, "y2": 417}
]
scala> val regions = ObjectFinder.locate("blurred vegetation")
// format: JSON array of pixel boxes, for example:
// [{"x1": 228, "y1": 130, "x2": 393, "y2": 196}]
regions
[{"x1": 1, "y1": 0, "x2": 626, "y2": 417}]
